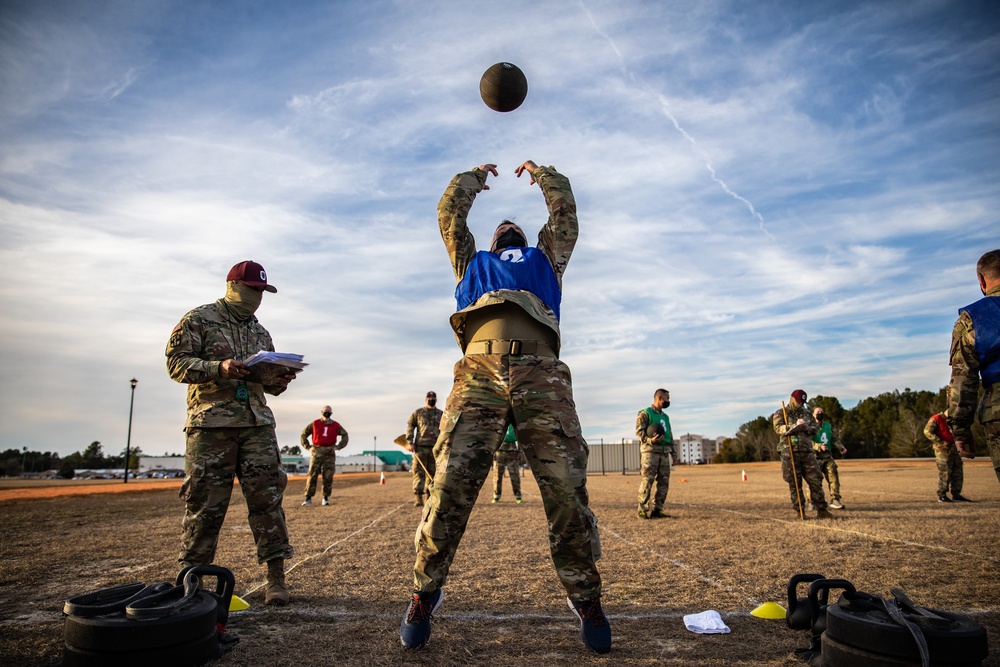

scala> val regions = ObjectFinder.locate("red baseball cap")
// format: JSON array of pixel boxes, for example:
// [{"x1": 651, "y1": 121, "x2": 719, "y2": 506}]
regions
[
  {"x1": 226, "y1": 260, "x2": 277, "y2": 293},
  {"x1": 791, "y1": 389, "x2": 807, "y2": 404}
]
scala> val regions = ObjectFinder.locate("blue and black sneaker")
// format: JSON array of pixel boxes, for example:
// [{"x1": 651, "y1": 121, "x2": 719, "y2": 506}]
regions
[
  {"x1": 400, "y1": 588, "x2": 444, "y2": 649},
  {"x1": 568, "y1": 596, "x2": 612, "y2": 654}
]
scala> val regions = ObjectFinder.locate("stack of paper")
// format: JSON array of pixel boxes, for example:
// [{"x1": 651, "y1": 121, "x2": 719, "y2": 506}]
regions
[{"x1": 243, "y1": 351, "x2": 308, "y2": 370}]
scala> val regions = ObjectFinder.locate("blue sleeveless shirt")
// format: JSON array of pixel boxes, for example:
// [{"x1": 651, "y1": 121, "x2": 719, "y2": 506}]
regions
[
  {"x1": 960, "y1": 296, "x2": 1000, "y2": 385},
  {"x1": 455, "y1": 247, "x2": 562, "y2": 321}
]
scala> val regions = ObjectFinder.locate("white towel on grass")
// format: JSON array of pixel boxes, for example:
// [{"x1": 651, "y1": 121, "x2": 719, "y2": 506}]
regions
[{"x1": 683, "y1": 610, "x2": 731, "y2": 634}]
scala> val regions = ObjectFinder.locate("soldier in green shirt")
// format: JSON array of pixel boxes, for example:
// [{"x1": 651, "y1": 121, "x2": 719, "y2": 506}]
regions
[
  {"x1": 635, "y1": 388, "x2": 677, "y2": 519},
  {"x1": 811, "y1": 407, "x2": 846, "y2": 509},
  {"x1": 492, "y1": 424, "x2": 523, "y2": 503}
]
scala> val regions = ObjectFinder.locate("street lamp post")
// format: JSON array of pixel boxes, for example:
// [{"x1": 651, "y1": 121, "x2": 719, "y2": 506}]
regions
[{"x1": 125, "y1": 378, "x2": 137, "y2": 484}]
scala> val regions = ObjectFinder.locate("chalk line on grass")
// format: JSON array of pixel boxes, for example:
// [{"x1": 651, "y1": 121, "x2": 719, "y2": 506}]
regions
[
  {"x1": 242, "y1": 502, "x2": 409, "y2": 597},
  {"x1": 602, "y1": 527, "x2": 763, "y2": 608},
  {"x1": 677, "y1": 502, "x2": 1000, "y2": 564}
]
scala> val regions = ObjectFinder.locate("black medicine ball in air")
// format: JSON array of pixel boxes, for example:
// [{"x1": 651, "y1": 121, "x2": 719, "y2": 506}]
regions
[
  {"x1": 480, "y1": 62, "x2": 528, "y2": 112},
  {"x1": 646, "y1": 423, "x2": 666, "y2": 438}
]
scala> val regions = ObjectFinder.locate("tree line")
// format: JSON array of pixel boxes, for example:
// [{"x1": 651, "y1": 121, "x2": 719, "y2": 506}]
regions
[
  {"x1": 715, "y1": 386, "x2": 987, "y2": 463},
  {"x1": 0, "y1": 441, "x2": 143, "y2": 478}
]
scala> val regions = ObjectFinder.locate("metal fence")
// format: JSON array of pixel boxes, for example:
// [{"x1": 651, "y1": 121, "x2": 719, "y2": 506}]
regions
[{"x1": 586, "y1": 439, "x2": 642, "y2": 474}]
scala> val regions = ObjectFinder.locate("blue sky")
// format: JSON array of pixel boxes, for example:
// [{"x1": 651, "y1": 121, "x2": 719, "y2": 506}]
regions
[{"x1": 1, "y1": 0, "x2": 997, "y2": 459}]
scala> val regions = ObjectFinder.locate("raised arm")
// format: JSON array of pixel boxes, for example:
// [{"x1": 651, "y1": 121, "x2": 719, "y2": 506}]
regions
[
  {"x1": 519, "y1": 162, "x2": 578, "y2": 286},
  {"x1": 438, "y1": 165, "x2": 496, "y2": 282}
]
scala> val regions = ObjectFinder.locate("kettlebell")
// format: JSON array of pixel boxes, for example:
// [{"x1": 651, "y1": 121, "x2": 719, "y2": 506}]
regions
[
  {"x1": 786, "y1": 573, "x2": 826, "y2": 630},
  {"x1": 176, "y1": 564, "x2": 236, "y2": 628},
  {"x1": 807, "y1": 578, "x2": 856, "y2": 637}
]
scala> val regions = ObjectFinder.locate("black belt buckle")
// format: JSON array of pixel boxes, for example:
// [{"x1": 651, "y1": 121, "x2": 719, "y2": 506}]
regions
[{"x1": 510, "y1": 340, "x2": 521, "y2": 355}]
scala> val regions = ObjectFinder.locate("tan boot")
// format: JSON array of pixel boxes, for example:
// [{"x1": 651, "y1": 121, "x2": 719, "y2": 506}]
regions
[
  {"x1": 264, "y1": 559, "x2": 290, "y2": 606},
  {"x1": 413, "y1": 495, "x2": 424, "y2": 507}
]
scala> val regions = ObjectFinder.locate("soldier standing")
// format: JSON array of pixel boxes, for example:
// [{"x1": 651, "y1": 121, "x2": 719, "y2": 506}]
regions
[
  {"x1": 772, "y1": 390, "x2": 833, "y2": 519},
  {"x1": 924, "y1": 411, "x2": 970, "y2": 503},
  {"x1": 635, "y1": 389, "x2": 677, "y2": 519},
  {"x1": 947, "y1": 249, "x2": 1000, "y2": 485},
  {"x1": 406, "y1": 391, "x2": 443, "y2": 507},
  {"x1": 165, "y1": 260, "x2": 297, "y2": 606},
  {"x1": 492, "y1": 424, "x2": 523, "y2": 503},
  {"x1": 300, "y1": 405, "x2": 349, "y2": 506},
  {"x1": 400, "y1": 161, "x2": 609, "y2": 654},
  {"x1": 811, "y1": 407, "x2": 846, "y2": 509}
]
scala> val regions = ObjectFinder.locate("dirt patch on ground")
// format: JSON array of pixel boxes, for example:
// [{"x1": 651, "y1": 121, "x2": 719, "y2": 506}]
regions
[{"x1": 1, "y1": 462, "x2": 997, "y2": 666}]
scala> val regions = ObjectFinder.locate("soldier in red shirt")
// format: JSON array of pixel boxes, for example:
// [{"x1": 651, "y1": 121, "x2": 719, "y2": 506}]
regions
[{"x1": 300, "y1": 405, "x2": 349, "y2": 506}]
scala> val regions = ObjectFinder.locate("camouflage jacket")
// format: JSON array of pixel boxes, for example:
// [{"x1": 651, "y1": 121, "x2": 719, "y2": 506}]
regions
[
  {"x1": 772, "y1": 403, "x2": 819, "y2": 454},
  {"x1": 948, "y1": 284, "x2": 1000, "y2": 442},
  {"x1": 407, "y1": 406, "x2": 443, "y2": 446},
  {"x1": 923, "y1": 414, "x2": 955, "y2": 453},
  {"x1": 166, "y1": 299, "x2": 284, "y2": 429},
  {"x1": 636, "y1": 408, "x2": 676, "y2": 455},
  {"x1": 439, "y1": 165, "x2": 578, "y2": 354}
]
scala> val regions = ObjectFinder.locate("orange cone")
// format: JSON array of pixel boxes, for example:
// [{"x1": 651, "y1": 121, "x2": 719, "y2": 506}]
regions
[
  {"x1": 741, "y1": 469, "x2": 747, "y2": 481},
  {"x1": 379, "y1": 472, "x2": 386, "y2": 485}
]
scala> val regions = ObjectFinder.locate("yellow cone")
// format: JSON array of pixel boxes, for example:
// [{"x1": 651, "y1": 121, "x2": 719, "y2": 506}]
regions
[
  {"x1": 750, "y1": 602, "x2": 786, "y2": 619},
  {"x1": 229, "y1": 594, "x2": 250, "y2": 612}
]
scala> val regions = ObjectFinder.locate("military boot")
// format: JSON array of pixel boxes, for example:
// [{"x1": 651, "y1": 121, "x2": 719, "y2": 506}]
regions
[
  {"x1": 265, "y1": 559, "x2": 290, "y2": 606},
  {"x1": 413, "y1": 494, "x2": 424, "y2": 507}
]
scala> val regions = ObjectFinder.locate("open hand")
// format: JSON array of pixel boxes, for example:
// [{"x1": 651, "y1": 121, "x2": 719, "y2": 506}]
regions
[
  {"x1": 515, "y1": 160, "x2": 539, "y2": 184},
  {"x1": 477, "y1": 164, "x2": 498, "y2": 190}
]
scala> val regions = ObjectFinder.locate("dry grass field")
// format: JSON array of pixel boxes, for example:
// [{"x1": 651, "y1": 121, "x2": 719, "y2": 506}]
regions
[{"x1": 1, "y1": 460, "x2": 998, "y2": 666}]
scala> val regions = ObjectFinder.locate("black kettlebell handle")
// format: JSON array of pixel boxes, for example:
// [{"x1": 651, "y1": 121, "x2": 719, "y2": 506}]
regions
[
  {"x1": 176, "y1": 565, "x2": 236, "y2": 627},
  {"x1": 786, "y1": 573, "x2": 825, "y2": 630},
  {"x1": 808, "y1": 578, "x2": 856, "y2": 633}
]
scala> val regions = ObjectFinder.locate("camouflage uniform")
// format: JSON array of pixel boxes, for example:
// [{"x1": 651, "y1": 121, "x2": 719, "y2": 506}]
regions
[
  {"x1": 412, "y1": 165, "x2": 602, "y2": 603},
  {"x1": 301, "y1": 418, "x2": 347, "y2": 501},
  {"x1": 407, "y1": 405, "x2": 443, "y2": 498},
  {"x1": 772, "y1": 405, "x2": 828, "y2": 511},
  {"x1": 166, "y1": 299, "x2": 293, "y2": 566},
  {"x1": 923, "y1": 414, "x2": 963, "y2": 498},
  {"x1": 492, "y1": 425, "x2": 523, "y2": 500},
  {"x1": 635, "y1": 408, "x2": 675, "y2": 515},
  {"x1": 811, "y1": 421, "x2": 844, "y2": 503},
  {"x1": 947, "y1": 284, "x2": 1000, "y2": 484}
]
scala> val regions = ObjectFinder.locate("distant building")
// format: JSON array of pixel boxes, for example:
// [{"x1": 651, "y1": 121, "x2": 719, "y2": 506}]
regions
[
  {"x1": 335, "y1": 454, "x2": 389, "y2": 473},
  {"x1": 677, "y1": 434, "x2": 720, "y2": 464},
  {"x1": 138, "y1": 455, "x2": 186, "y2": 473},
  {"x1": 281, "y1": 455, "x2": 308, "y2": 474}
]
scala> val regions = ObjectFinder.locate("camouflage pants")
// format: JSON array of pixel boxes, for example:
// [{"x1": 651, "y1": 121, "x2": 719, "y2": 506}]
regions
[
  {"x1": 986, "y1": 419, "x2": 1000, "y2": 485},
  {"x1": 413, "y1": 353, "x2": 602, "y2": 602},
  {"x1": 305, "y1": 446, "x2": 336, "y2": 500},
  {"x1": 934, "y1": 445, "x2": 964, "y2": 497},
  {"x1": 411, "y1": 445, "x2": 436, "y2": 497},
  {"x1": 637, "y1": 451, "x2": 671, "y2": 513},
  {"x1": 492, "y1": 451, "x2": 522, "y2": 499},
  {"x1": 179, "y1": 426, "x2": 292, "y2": 566},
  {"x1": 814, "y1": 454, "x2": 842, "y2": 501},
  {"x1": 782, "y1": 449, "x2": 827, "y2": 511}
]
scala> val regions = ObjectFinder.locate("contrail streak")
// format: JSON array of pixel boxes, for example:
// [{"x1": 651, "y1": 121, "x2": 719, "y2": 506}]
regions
[{"x1": 580, "y1": 1, "x2": 771, "y2": 237}]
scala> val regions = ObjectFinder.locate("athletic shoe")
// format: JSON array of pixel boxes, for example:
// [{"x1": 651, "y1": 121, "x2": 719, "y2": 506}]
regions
[
  {"x1": 952, "y1": 494, "x2": 972, "y2": 502},
  {"x1": 491, "y1": 498, "x2": 499, "y2": 504},
  {"x1": 301, "y1": 498, "x2": 312, "y2": 506},
  {"x1": 515, "y1": 497, "x2": 523, "y2": 504},
  {"x1": 567, "y1": 597, "x2": 612, "y2": 654},
  {"x1": 399, "y1": 589, "x2": 444, "y2": 649},
  {"x1": 322, "y1": 498, "x2": 330, "y2": 506},
  {"x1": 938, "y1": 496, "x2": 952, "y2": 503},
  {"x1": 637, "y1": 510, "x2": 649, "y2": 519},
  {"x1": 829, "y1": 500, "x2": 844, "y2": 509},
  {"x1": 649, "y1": 509, "x2": 668, "y2": 519}
]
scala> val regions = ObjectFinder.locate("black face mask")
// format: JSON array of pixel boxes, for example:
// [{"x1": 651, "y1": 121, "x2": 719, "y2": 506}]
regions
[
  {"x1": 322, "y1": 412, "x2": 332, "y2": 418},
  {"x1": 493, "y1": 228, "x2": 526, "y2": 252},
  {"x1": 663, "y1": 401, "x2": 670, "y2": 409},
  {"x1": 427, "y1": 399, "x2": 437, "y2": 407}
]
